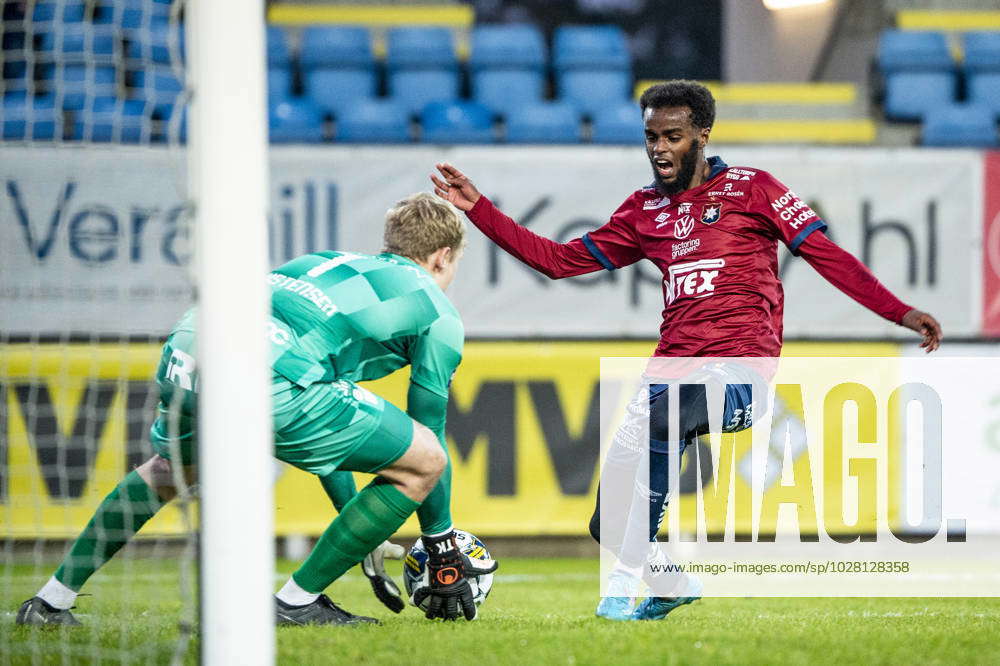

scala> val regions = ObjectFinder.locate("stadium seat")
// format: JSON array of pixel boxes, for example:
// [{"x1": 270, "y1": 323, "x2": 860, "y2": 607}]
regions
[
  {"x1": 468, "y1": 25, "x2": 546, "y2": 70},
  {"x1": 57, "y1": 64, "x2": 118, "y2": 111},
  {"x1": 1, "y1": 93, "x2": 58, "y2": 140},
  {"x1": 884, "y1": 71, "x2": 956, "y2": 121},
  {"x1": 36, "y1": 25, "x2": 117, "y2": 62},
  {"x1": 420, "y1": 101, "x2": 494, "y2": 143},
  {"x1": 386, "y1": 27, "x2": 457, "y2": 70},
  {"x1": 922, "y1": 103, "x2": 998, "y2": 147},
  {"x1": 268, "y1": 67, "x2": 292, "y2": 103},
  {"x1": 591, "y1": 102, "x2": 642, "y2": 144},
  {"x1": 877, "y1": 30, "x2": 953, "y2": 73},
  {"x1": 32, "y1": 2, "x2": 86, "y2": 23},
  {"x1": 269, "y1": 97, "x2": 325, "y2": 143},
  {"x1": 300, "y1": 26, "x2": 373, "y2": 69},
  {"x1": 964, "y1": 32, "x2": 1000, "y2": 73},
  {"x1": 505, "y1": 102, "x2": 581, "y2": 143},
  {"x1": 558, "y1": 69, "x2": 631, "y2": 116},
  {"x1": 267, "y1": 26, "x2": 291, "y2": 68},
  {"x1": 126, "y1": 24, "x2": 185, "y2": 65},
  {"x1": 132, "y1": 67, "x2": 183, "y2": 115},
  {"x1": 969, "y1": 73, "x2": 1000, "y2": 116},
  {"x1": 388, "y1": 69, "x2": 459, "y2": 116},
  {"x1": 71, "y1": 97, "x2": 150, "y2": 143},
  {"x1": 94, "y1": 0, "x2": 171, "y2": 28},
  {"x1": 306, "y1": 68, "x2": 376, "y2": 116},
  {"x1": 471, "y1": 69, "x2": 544, "y2": 118},
  {"x1": 2, "y1": 31, "x2": 28, "y2": 91},
  {"x1": 553, "y1": 25, "x2": 630, "y2": 71},
  {"x1": 335, "y1": 99, "x2": 410, "y2": 143}
]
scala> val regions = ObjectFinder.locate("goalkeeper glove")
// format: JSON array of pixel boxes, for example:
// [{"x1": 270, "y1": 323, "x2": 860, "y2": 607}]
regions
[
  {"x1": 362, "y1": 540, "x2": 406, "y2": 613},
  {"x1": 412, "y1": 530, "x2": 498, "y2": 621}
]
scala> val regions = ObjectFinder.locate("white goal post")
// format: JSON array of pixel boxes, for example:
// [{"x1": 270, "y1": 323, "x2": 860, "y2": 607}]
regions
[{"x1": 187, "y1": 1, "x2": 274, "y2": 664}]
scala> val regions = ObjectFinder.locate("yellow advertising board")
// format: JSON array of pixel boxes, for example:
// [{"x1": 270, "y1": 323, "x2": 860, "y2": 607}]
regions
[{"x1": 1, "y1": 341, "x2": 900, "y2": 539}]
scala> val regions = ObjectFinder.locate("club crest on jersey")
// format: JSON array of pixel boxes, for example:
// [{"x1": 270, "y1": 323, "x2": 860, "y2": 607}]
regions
[
  {"x1": 644, "y1": 196, "x2": 671, "y2": 210},
  {"x1": 674, "y1": 214, "x2": 695, "y2": 239},
  {"x1": 701, "y1": 203, "x2": 722, "y2": 225}
]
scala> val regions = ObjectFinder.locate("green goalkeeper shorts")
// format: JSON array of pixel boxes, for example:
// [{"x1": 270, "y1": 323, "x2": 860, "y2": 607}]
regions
[{"x1": 149, "y1": 377, "x2": 414, "y2": 477}]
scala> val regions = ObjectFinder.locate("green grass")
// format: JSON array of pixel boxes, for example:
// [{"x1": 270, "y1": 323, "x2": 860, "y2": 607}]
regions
[{"x1": 3, "y1": 556, "x2": 1000, "y2": 665}]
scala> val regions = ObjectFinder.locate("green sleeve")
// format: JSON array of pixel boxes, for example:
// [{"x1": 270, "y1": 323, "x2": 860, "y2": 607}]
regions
[{"x1": 408, "y1": 314, "x2": 463, "y2": 400}]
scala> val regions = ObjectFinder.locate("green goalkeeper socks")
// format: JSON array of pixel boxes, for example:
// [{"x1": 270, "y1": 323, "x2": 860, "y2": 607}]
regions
[
  {"x1": 318, "y1": 471, "x2": 358, "y2": 513},
  {"x1": 54, "y1": 470, "x2": 165, "y2": 591},
  {"x1": 416, "y1": 463, "x2": 453, "y2": 535},
  {"x1": 292, "y1": 478, "x2": 419, "y2": 594}
]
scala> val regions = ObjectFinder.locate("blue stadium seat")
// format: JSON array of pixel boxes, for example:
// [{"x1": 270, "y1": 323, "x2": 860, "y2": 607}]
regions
[
  {"x1": 306, "y1": 68, "x2": 376, "y2": 116},
  {"x1": 132, "y1": 66, "x2": 182, "y2": 115},
  {"x1": 558, "y1": 69, "x2": 631, "y2": 116},
  {"x1": 300, "y1": 26, "x2": 373, "y2": 68},
  {"x1": 3, "y1": 31, "x2": 28, "y2": 91},
  {"x1": 32, "y1": 2, "x2": 86, "y2": 23},
  {"x1": 553, "y1": 25, "x2": 630, "y2": 71},
  {"x1": 964, "y1": 32, "x2": 1000, "y2": 73},
  {"x1": 57, "y1": 64, "x2": 118, "y2": 111},
  {"x1": 386, "y1": 27, "x2": 457, "y2": 69},
  {"x1": 922, "y1": 104, "x2": 998, "y2": 147},
  {"x1": 94, "y1": 0, "x2": 170, "y2": 27},
  {"x1": 1, "y1": 93, "x2": 58, "y2": 140},
  {"x1": 388, "y1": 69, "x2": 459, "y2": 116},
  {"x1": 877, "y1": 30, "x2": 953, "y2": 73},
  {"x1": 269, "y1": 97, "x2": 325, "y2": 143},
  {"x1": 884, "y1": 71, "x2": 955, "y2": 121},
  {"x1": 469, "y1": 25, "x2": 546, "y2": 70},
  {"x1": 268, "y1": 67, "x2": 292, "y2": 102},
  {"x1": 336, "y1": 99, "x2": 410, "y2": 143},
  {"x1": 421, "y1": 101, "x2": 494, "y2": 143},
  {"x1": 969, "y1": 73, "x2": 1000, "y2": 116},
  {"x1": 126, "y1": 24, "x2": 185, "y2": 65},
  {"x1": 472, "y1": 69, "x2": 543, "y2": 118},
  {"x1": 505, "y1": 102, "x2": 581, "y2": 143},
  {"x1": 71, "y1": 97, "x2": 150, "y2": 143},
  {"x1": 591, "y1": 102, "x2": 642, "y2": 144},
  {"x1": 36, "y1": 25, "x2": 117, "y2": 62},
  {"x1": 268, "y1": 26, "x2": 291, "y2": 68}
]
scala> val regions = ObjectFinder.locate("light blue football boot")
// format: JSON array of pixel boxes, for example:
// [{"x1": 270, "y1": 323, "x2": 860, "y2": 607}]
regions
[
  {"x1": 631, "y1": 574, "x2": 703, "y2": 621},
  {"x1": 595, "y1": 569, "x2": 641, "y2": 621}
]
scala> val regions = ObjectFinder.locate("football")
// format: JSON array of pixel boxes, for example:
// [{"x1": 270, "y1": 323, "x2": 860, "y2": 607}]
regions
[{"x1": 402, "y1": 529, "x2": 494, "y2": 611}]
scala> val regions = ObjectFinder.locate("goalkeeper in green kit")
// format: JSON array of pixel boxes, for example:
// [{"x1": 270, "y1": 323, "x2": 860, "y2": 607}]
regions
[{"x1": 17, "y1": 192, "x2": 496, "y2": 627}]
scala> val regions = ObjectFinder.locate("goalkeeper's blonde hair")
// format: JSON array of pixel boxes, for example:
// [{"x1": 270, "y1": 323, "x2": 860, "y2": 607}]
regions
[{"x1": 383, "y1": 192, "x2": 467, "y2": 262}]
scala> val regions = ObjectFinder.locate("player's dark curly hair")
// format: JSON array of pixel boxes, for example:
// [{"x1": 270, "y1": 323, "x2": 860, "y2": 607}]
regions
[{"x1": 639, "y1": 80, "x2": 716, "y2": 130}]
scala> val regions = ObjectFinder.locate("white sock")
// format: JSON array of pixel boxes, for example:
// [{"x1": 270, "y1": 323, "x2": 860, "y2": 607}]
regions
[
  {"x1": 37, "y1": 576, "x2": 78, "y2": 610},
  {"x1": 276, "y1": 577, "x2": 319, "y2": 607}
]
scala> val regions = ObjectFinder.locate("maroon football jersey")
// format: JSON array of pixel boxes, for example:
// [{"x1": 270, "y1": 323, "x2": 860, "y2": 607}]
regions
[{"x1": 465, "y1": 155, "x2": 911, "y2": 360}]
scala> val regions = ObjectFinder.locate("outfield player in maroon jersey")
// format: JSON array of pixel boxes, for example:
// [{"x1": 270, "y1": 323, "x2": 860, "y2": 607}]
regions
[{"x1": 431, "y1": 80, "x2": 942, "y2": 621}]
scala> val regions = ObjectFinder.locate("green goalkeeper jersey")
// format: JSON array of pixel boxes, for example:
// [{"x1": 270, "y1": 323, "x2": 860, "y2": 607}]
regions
[{"x1": 266, "y1": 251, "x2": 463, "y2": 398}]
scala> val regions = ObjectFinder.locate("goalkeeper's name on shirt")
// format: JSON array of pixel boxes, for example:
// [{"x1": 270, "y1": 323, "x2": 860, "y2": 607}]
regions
[{"x1": 267, "y1": 272, "x2": 338, "y2": 317}]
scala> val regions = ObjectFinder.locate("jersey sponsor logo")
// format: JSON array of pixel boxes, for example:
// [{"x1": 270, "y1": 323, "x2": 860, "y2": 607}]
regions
[
  {"x1": 643, "y1": 196, "x2": 671, "y2": 210},
  {"x1": 671, "y1": 238, "x2": 701, "y2": 259},
  {"x1": 678, "y1": 202, "x2": 693, "y2": 214},
  {"x1": 267, "y1": 321, "x2": 291, "y2": 345},
  {"x1": 701, "y1": 203, "x2": 722, "y2": 225},
  {"x1": 666, "y1": 258, "x2": 725, "y2": 305},
  {"x1": 770, "y1": 190, "x2": 817, "y2": 229},
  {"x1": 728, "y1": 168, "x2": 756, "y2": 178},
  {"x1": 674, "y1": 214, "x2": 695, "y2": 239},
  {"x1": 352, "y1": 386, "x2": 379, "y2": 406},
  {"x1": 707, "y1": 183, "x2": 745, "y2": 197},
  {"x1": 726, "y1": 172, "x2": 751, "y2": 181},
  {"x1": 165, "y1": 348, "x2": 197, "y2": 390},
  {"x1": 654, "y1": 211, "x2": 671, "y2": 228},
  {"x1": 268, "y1": 273, "x2": 340, "y2": 317}
]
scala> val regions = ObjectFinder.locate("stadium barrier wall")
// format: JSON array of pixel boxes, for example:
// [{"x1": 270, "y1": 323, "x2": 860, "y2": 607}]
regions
[
  {"x1": 14, "y1": 339, "x2": 1000, "y2": 538},
  {"x1": 0, "y1": 146, "x2": 990, "y2": 339}
]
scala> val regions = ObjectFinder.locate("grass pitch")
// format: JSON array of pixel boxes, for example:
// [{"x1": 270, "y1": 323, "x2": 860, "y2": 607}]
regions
[{"x1": 3, "y1": 556, "x2": 999, "y2": 665}]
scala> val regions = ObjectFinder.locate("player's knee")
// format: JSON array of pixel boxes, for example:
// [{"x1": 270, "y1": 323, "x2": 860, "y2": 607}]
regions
[{"x1": 412, "y1": 424, "x2": 446, "y2": 482}]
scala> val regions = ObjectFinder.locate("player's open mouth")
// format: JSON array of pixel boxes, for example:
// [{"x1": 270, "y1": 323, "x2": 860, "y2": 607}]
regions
[{"x1": 654, "y1": 158, "x2": 674, "y2": 179}]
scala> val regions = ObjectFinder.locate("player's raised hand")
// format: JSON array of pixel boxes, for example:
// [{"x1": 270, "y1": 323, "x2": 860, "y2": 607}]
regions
[
  {"x1": 430, "y1": 162, "x2": 481, "y2": 212},
  {"x1": 901, "y1": 309, "x2": 943, "y2": 353}
]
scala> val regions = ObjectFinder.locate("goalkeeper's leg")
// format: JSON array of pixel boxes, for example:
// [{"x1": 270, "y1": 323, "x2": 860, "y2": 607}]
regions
[
  {"x1": 18, "y1": 454, "x2": 195, "y2": 625},
  {"x1": 271, "y1": 380, "x2": 445, "y2": 625}
]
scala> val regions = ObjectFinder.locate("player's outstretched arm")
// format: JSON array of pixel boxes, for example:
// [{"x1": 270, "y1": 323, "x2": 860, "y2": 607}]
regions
[
  {"x1": 900, "y1": 309, "x2": 943, "y2": 353},
  {"x1": 430, "y1": 162, "x2": 616, "y2": 279},
  {"x1": 431, "y1": 162, "x2": 481, "y2": 212}
]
